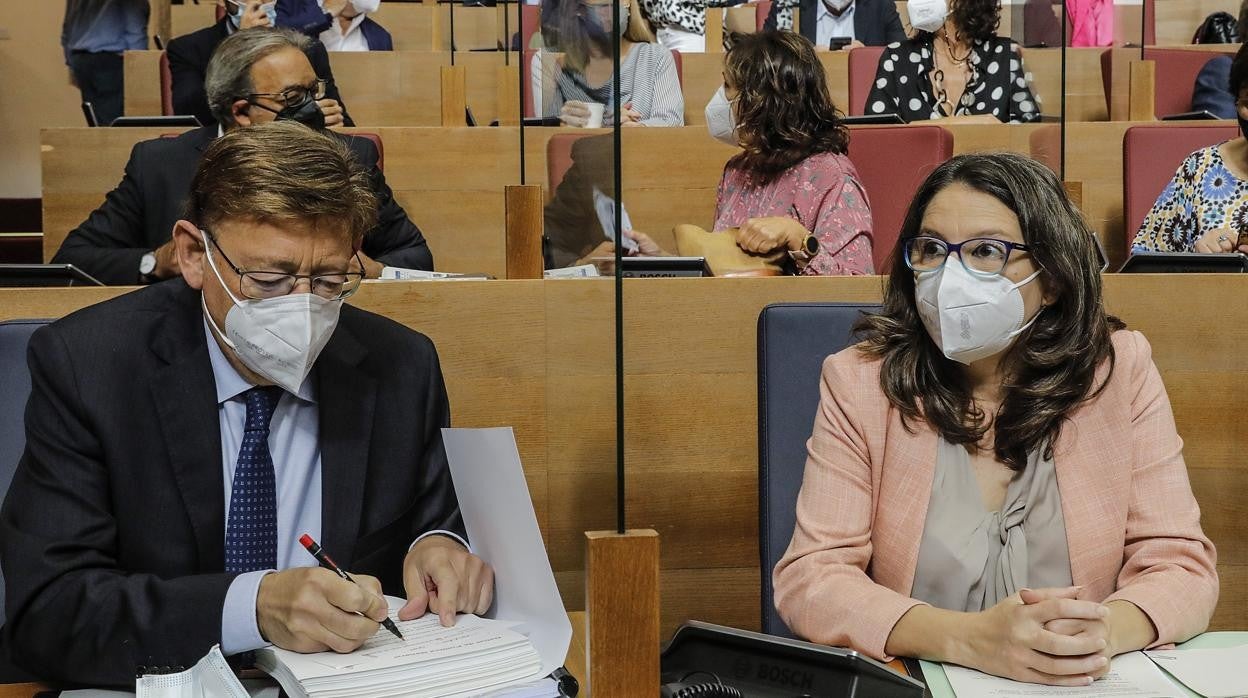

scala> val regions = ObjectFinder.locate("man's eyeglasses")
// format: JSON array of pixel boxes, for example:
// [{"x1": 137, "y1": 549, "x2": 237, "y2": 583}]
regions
[
  {"x1": 903, "y1": 235, "x2": 1032, "y2": 277},
  {"x1": 246, "y1": 79, "x2": 329, "y2": 110},
  {"x1": 202, "y1": 229, "x2": 364, "y2": 301}
]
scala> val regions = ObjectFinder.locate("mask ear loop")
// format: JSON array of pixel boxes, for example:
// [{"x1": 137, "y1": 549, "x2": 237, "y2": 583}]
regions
[{"x1": 200, "y1": 230, "x2": 244, "y2": 351}]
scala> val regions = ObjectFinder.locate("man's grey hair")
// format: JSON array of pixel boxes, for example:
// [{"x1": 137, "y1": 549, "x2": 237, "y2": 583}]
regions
[{"x1": 205, "y1": 27, "x2": 312, "y2": 128}]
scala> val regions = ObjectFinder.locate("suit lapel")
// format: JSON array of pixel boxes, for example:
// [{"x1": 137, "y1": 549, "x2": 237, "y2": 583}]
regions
[
  {"x1": 886, "y1": 419, "x2": 938, "y2": 595},
  {"x1": 149, "y1": 284, "x2": 226, "y2": 571},
  {"x1": 802, "y1": 0, "x2": 818, "y2": 41},
  {"x1": 1053, "y1": 391, "x2": 1129, "y2": 592},
  {"x1": 315, "y1": 322, "x2": 377, "y2": 568}
]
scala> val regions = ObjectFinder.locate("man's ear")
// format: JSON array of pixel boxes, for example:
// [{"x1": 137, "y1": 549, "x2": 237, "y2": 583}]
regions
[
  {"x1": 173, "y1": 221, "x2": 207, "y2": 290},
  {"x1": 231, "y1": 99, "x2": 252, "y2": 128}
]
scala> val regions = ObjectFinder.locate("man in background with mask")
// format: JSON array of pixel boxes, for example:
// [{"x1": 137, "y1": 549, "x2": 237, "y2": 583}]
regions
[
  {"x1": 762, "y1": 0, "x2": 906, "y2": 51},
  {"x1": 1, "y1": 122, "x2": 492, "y2": 687},
  {"x1": 166, "y1": 1, "x2": 353, "y2": 128},
  {"x1": 53, "y1": 28, "x2": 433, "y2": 284}
]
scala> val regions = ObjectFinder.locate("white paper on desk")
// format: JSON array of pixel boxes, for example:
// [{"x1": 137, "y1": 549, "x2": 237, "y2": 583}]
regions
[
  {"x1": 944, "y1": 651, "x2": 1185, "y2": 697},
  {"x1": 442, "y1": 427, "x2": 573, "y2": 678},
  {"x1": 1147, "y1": 644, "x2": 1248, "y2": 697}
]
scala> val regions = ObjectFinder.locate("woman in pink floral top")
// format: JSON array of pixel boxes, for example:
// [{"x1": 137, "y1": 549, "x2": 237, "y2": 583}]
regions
[{"x1": 707, "y1": 31, "x2": 874, "y2": 275}]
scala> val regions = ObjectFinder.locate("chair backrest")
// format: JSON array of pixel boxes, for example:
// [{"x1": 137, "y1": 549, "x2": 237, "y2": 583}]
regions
[
  {"x1": 757, "y1": 302, "x2": 880, "y2": 638},
  {"x1": 523, "y1": 48, "x2": 538, "y2": 118},
  {"x1": 159, "y1": 51, "x2": 174, "y2": 117},
  {"x1": 846, "y1": 125, "x2": 952, "y2": 271},
  {"x1": 0, "y1": 319, "x2": 51, "y2": 626},
  {"x1": 1100, "y1": 48, "x2": 1233, "y2": 119},
  {"x1": 546, "y1": 132, "x2": 591, "y2": 194},
  {"x1": 352, "y1": 132, "x2": 385, "y2": 172},
  {"x1": 847, "y1": 45, "x2": 885, "y2": 116},
  {"x1": 755, "y1": 0, "x2": 773, "y2": 30},
  {"x1": 1145, "y1": 48, "x2": 1233, "y2": 119},
  {"x1": 521, "y1": 4, "x2": 541, "y2": 52},
  {"x1": 1123, "y1": 123, "x2": 1238, "y2": 252}
]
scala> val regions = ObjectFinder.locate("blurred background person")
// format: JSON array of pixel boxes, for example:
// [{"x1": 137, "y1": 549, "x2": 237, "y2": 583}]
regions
[
  {"x1": 318, "y1": 0, "x2": 392, "y2": 51},
  {"x1": 63, "y1": 0, "x2": 150, "y2": 126},
  {"x1": 762, "y1": 0, "x2": 906, "y2": 52},
  {"x1": 865, "y1": 0, "x2": 1041, "y2": 123},
  {"x1": 533, "y1": 0, "x2": 684, "y2": 126},
  {"x1": 1133, "y1": 45, "x2": 1248, "y2": 256},
  {"x1": 167, "y1": 1, "x2": 353, "y2": 127}
]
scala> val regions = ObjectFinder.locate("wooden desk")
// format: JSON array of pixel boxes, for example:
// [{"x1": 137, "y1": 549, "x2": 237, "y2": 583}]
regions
[{"x1": 2, "y1": 276, "x2": 1245, "y2": 638}]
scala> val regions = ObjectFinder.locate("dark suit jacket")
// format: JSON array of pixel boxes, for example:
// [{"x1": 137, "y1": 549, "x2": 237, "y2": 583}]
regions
[
  {"x1": 278, "y1": 0, "x2": 333, "y2": 36},
  {"x1": 1192, "y1": 55, "x2": 1235, "y2": 119},
  {"x1": 0, "y1": 280, "x2": 465, "y2": 687},
  {"x1": 166, "y1": 19, "x2": 353, "y2": 129},
  {"x1": 763, "y1": 0, "x2": 906, "y2": 47},
  {"x1": 360, "y1": 17, "x2": 394, "y2": 51},
  {"x1": 51, "y1": 125, "x2": 433, "y2": 284},
  {"x1": 543, "y1": 134, "x2": 614, "y2": 269}
]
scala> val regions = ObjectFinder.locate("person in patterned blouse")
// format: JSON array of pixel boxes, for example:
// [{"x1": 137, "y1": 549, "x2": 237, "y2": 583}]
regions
[
  {"x1": 1132, "y1": 44, "x2": 1248, "y2": 255},
  {"x1": 864, "y1": 0, "x2": 1041, "y2": 124},
  {"x1": 710, "y1": 31, "x2": 874, "y2": 275}
]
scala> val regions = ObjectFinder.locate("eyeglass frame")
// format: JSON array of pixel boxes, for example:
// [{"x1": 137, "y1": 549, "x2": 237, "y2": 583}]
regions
[
  {"x1": 245, "y1": 78, "x2": 329, "y2": 111},
  {"x1": 201, "y1": 228, "x2": 365, "y2": 301},
  {"x1": 902, "y1": 235, "x2": 1035, "y2": 277}
]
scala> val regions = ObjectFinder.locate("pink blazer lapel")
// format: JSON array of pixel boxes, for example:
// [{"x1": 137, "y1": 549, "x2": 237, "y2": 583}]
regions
[
  {"x1": 872, "y1": 413, "x2": 939, "y2": 597},
  {"x1": 1052, "y1": 393, "x2": 1133, "y2": 599}
]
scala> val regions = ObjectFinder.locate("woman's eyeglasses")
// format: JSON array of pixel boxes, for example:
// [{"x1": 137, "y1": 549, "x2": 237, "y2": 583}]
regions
[{"x1": 903, "y1": 235, "x2": 1032, "y2": 277}]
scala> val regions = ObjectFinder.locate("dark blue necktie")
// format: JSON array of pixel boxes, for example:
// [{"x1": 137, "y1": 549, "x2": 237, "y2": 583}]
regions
[{"x1": 224, "y1": 386, "x2": 284, "y2": 574}]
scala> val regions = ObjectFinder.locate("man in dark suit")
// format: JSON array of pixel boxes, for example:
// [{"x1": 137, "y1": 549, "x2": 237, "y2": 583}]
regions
[
  {"x1": 53, "y1": 28, "x2": 432, "y2": 285},
  {"x1": 1, "y1": 122, "x2": 494, "y2": 687},
  {"x1": 763, "y1": 0, "x2": 906, "y2": 50},
  {"x1": 167, "y1": 1, "x2": 352, "y2": 128}
]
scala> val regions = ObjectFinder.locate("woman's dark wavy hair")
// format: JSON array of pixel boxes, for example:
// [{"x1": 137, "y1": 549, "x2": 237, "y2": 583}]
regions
[
  {"x1": 723, "y1": 30, "x2": 848, "y2": 181},
  {"x1": 855, "y1": 153, "x2": 1125, "y2": 471},
  {"x1": 917, "y1": 0, "x2": 1001, "y2": 43}
]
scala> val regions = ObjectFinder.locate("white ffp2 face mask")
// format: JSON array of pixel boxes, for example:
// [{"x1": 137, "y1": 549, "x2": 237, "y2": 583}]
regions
[
  {"x1": 907, "y1": 0, "x2": 948, "y2": 33},
  {"x1": 915, "y1": 261, "x2": 1043, "y2": 365},
  {"x1": 201, "y1": 234, "x2": 342, "y2": 394},
  {"x1": 704, "y1": 86, "x2": 738, "y2": 147}
]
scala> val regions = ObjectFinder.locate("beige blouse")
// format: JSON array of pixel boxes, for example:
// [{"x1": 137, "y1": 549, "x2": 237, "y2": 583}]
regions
[{"x1": 911, "y1": 440, "x2": 1074, "y2": 612}]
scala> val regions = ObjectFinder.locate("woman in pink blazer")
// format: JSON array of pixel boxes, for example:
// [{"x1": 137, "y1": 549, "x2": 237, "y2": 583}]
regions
[{"x1": 774, "y1": 152, "x2": 1218, "y2": 686}]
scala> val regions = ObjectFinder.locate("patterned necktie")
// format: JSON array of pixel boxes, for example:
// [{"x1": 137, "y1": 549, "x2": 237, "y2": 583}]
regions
[{"x1": 224, "y1": 386, "x2": 284, "y2": 574}]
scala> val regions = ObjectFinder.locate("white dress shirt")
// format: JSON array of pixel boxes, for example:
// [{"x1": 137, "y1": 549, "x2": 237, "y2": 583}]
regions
[
  {"x1": 317, "y1": 0, "x2": 377, "y2": 51},
  {"x1": 816, "y1": 1, "x2": 856, "y2": 49}
]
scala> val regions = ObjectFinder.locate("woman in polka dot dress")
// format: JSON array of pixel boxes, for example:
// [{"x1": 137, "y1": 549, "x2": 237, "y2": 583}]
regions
[{"x1": 863, "y1": 0, "x2": 1041, "y2": 124}]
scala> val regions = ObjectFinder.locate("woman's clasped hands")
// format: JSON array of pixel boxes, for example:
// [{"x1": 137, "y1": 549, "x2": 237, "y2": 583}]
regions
[{"x1": 962, "y1": 586, "x2": 1113, "y2": 686}]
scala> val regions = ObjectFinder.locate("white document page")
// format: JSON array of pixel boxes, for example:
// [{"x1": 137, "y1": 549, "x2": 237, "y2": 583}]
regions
[
  {"x1": 591, "y1": 186, "x2": 638, "y2": 252},
  {"x1": 944, "y1": 652, "x2": 1185, "y2": 698},
  {"x1": 442, "y1": 427, "x2": 573, "y2": 678},
  {"x1": 1147, "y1": 644, "x2": 1248, "y2": 698}
]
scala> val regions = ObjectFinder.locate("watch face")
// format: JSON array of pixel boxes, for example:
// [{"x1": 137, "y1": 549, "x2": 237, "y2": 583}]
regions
[
  {"x1": 140, "y1": 253, "x2": 157, "y2": 275},
  {"x1": 804, "y1": 236, "x2": 819, "y2": 255}
]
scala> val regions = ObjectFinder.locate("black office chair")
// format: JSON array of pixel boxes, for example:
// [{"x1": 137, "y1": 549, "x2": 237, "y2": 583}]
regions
[
  {"x1": 0, "y1": 319, "x2": 51, "y2": 626},
  {"x1": 756, "y1": 303, "x2": 880, "y2": 638}
]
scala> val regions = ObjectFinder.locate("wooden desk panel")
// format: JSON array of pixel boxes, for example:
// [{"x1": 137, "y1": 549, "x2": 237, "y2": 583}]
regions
[
  {"x1": 124, "y1": 51, "x2": 165, "y2": 118},
  {"x1": 0, "y1": 275, "x2": 1245, "y2": 637},
  {"x1": 170, "y1": 3, "x2": 216, "y2": 40}
]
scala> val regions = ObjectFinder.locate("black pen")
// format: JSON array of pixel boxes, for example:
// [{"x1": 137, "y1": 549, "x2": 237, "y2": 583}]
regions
[{"x1": 300, "y1": 533, "x2": 404, "y2": 641}]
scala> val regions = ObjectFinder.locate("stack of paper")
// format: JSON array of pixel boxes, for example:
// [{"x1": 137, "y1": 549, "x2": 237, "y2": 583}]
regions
[
  {"x1": 942, "y1": 652, "x2": 1187, "y2": 697},
  {"x1": 255, "y1": 605, "x2": 546, "y2": 698},
  {"x1": 1147, "y1": 644, "x2": 1248, "y2": 698}
]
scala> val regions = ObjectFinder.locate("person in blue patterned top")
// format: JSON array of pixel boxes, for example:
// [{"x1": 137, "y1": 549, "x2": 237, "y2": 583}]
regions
[{"x1": 1132, "y1": 44, "x2": 1248, "y2": 255}]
